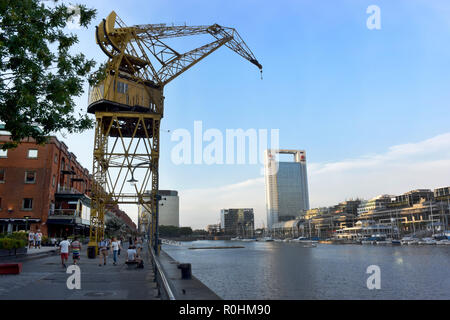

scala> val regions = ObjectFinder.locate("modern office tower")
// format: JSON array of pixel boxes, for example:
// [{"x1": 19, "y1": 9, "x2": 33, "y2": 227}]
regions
[
  {"x1": 140, "y1": 190, "x2": 180, "y2": 228},
  {"x1": 264, "y1": 149, "x2": 309, "y2": 230},
  {"x1": 220, "y1": 208, "x2": 254, "y2": 236}
]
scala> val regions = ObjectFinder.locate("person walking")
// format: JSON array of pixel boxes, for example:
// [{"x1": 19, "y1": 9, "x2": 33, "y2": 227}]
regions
[
  {"x1": 34, "y1": 229, "x2": 42, "y2": 249},
  {"x1": 110, "y1": 237, "x2": 122, "y2": 266},
  {"x1": 117, "y1": 237, "x2": 122, "y2": 256},
  {"x1": 98, "y1": 237, "x2": 108, "y2": 266},
  {"x1": 59, "y1": 237, "x2": 70, "y2": 268},
  {"x1": 136, "y1": 237, "x2": 143, "y2": 256},
  {"x1": 71, "y1": 237, "x2": 82, "y2": 265},
  {"x1": 28, "y1": 230, "x2": 35, "y2": 249},
  {"x1": 51, "y1": 236, "x2": 57, "y2": 247}
]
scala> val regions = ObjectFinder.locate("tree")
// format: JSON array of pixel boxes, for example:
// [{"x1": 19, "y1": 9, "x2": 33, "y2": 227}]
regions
[{"x1": 0, "y1": 0, "x2": 99, "y2": 149}]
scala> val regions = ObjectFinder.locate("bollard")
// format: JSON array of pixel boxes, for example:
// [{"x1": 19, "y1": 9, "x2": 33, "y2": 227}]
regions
[
  {"x1": 87, "y1": 246, "x2": 96, "y2": 259},
  {"x1": 177, "y1": 263, "x2": 192, "y2": 279}
]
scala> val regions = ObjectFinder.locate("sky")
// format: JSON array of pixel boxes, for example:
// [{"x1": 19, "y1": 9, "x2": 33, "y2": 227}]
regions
[{"x1": 53, "y1": 0, "x2": 450, "y2": 229}]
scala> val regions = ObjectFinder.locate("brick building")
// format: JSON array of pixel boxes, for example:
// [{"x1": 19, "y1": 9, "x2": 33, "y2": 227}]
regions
[{"x1": 0, "y1": 134, "x2": 93, "y2": 236}]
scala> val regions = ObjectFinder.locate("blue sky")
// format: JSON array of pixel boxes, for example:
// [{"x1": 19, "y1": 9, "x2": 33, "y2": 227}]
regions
[{"x1": 58, "y1": 0, "x2": 450, "y2": 228}]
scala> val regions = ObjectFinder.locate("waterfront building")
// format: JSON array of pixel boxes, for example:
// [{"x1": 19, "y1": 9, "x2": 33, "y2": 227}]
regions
[
  {"x1": 0, "y1": 134, "x2": 93, "y2": 236},
  {"x1": 357, "y1": 195, "x2": 393, "y2": 215},
  {"x1": 0, "y1": 133, "x2": 137, "y2": 236},
  {"x1": 434, "y1": 186, "x2": 450, "y2": 201},
  {"x1": 139, "y1": 190, "x2": 180, "y2": 229},
  {"x1": 220, "y1": 208, "x2": 254, "y2": 236},
  {"x1": 388, "y1": 189, "x2": 434, "y2": 208},
  {"x1": 206, "y1": 223, "x2": 221, "y2": 234},
  {"x1": 264, "y1": 149, "x2": 309, "y2": 229}
]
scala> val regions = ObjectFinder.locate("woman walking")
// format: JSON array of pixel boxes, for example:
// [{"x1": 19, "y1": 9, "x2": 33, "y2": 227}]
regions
[{"x1": 110, "y1": 237, "x2": 122, "y2": 266}]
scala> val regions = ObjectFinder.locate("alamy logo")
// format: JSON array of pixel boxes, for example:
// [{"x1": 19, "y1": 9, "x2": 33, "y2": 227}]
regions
[
  {"x1": 66, "y1": 265, "x2": 81, "y2": 290},
  {"x1": 170, "y1": 121, "x2": 279, "y2": 167},
  {"x1": 366, "y1": 265, "x2": 381, "y2": 289},
  {"x1": 366, "y1": 5, "x2": 381, "y2": 30}
]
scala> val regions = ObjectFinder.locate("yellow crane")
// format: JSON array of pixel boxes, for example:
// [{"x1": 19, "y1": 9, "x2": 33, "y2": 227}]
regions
[{"x1": 87, "y1": 11, "x2": 261, "y2": 254}]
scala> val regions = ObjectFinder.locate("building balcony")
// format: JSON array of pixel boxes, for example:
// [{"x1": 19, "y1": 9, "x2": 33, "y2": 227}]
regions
[
  {"x1": 56, "y1": 186, "x2": 82, "y2": 194},
  {"x1": 48, "y1": 209, "x2": 80, "y2": 217}
]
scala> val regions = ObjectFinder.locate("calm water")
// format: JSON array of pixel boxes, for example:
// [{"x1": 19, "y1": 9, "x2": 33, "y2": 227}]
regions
[{"x1": 163, "y1": 240, "x2": 450, "y2": 299}]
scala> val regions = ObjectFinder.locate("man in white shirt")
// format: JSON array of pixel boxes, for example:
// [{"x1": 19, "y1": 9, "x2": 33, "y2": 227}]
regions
[
  {"x1": 28, "y1": 231, "x2": 35, "y2": 249},
  {"x1": 59, "y1": 237, "x2": 70, "y2": 268},
  {"x1": 126, "y1": 245, "x2": 143, "y2": 267},
  {"x1": 127, "y1": 245, "x2": 137, "y2": 262}
]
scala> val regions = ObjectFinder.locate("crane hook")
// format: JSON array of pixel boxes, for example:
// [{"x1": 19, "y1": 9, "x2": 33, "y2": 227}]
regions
[{"x1": 260, "y1": 69, "x2": 263, "y2": 80}]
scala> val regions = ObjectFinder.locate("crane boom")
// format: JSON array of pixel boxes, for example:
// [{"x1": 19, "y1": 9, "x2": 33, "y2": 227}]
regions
[{"x1": 96, "y1": 11, "x2": 262, "y2": 87}]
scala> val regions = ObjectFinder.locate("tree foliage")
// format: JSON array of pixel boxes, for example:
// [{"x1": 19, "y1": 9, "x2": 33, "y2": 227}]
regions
[
  {"x1": 0, "y1": 0, "x2": 98, "y2": 149},
  {"x1": 159, "y1": 225, "x2": 193, "y2": 238}
]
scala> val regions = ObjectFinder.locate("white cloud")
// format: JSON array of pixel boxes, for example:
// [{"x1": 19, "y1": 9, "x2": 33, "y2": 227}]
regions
[{"x1": 179, "y1": 132, "x2": 450, "y2": 229}]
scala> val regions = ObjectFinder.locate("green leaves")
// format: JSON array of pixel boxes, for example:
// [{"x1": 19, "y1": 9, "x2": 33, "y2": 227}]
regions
[{"x1": 0, "y1": 0, "x2": 98, "y2": 149}]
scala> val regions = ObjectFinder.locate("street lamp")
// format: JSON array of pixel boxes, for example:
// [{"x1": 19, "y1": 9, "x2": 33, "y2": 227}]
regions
[{"x1": 126, "y1": 161, "x2": 161, "y2": 255}]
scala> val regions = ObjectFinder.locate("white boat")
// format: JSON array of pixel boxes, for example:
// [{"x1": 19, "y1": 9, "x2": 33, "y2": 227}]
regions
[
  {"x1": 376, "y1": 240, "x2": 391, "y2": 245},
  {"x1": 291, "y1": 237, "x2": 318, "y2": 244},
  {"x1": 283, "y1": 238, "x2": 292, "y2": 242},
  {"x1": 361, "y1": 240, "x2": 375, "y2": 245},
  {"x1": 230, "y1": 237, "x2": 242, "y2": 241},
  {"x1": 400, "y1": 236, "x2": 416, "y2": 245},
  {"x1": 436, "y1": 239, "x2": 450, "y2": 245},
  {"x1": 241, "y1": 238, "x2": 256, "y2": 242},
  {"x1": 258, "y1": 236, "x2": 274, "y2": 242},
  {"x1": 417, "y1": 237, "x2": 437, "y2": 245}
]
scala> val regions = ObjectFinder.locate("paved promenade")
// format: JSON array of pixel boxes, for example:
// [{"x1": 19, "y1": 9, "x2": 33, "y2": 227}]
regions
[{"x1": 0, "y1": 246, "x2": 158, "y2": 300}]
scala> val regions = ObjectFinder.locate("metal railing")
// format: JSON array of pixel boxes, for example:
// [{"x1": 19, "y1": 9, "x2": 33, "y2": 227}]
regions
[
  {"x1": 48, "y1": 209, "x2": 79, "y2": 217},
  {"x1": 56, "y1": 186, "x2": 82, "y2": 194},
  {"x1": 149, "y1": 245, "x2": 175, "y2": 300}
]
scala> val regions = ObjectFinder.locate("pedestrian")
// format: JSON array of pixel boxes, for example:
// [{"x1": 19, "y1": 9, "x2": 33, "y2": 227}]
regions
[
  {"x1": 28, "y1": 230, "x2": 35, "y2": 249},
  {"x1": 51, "y1": 236, "x2": 57, "y2": 247},
  {"x1": 34, "y1": 229, "x2": 42, "y2": 249},
  {"x1": 71, "y1": 237, "x2": 82, "y2": 265},
  {"x1": 118, "y1": 237, "x2": 122, "y2": 256},
  {"x1": 110, "y1": 237, "x2": 122, "y2": 266},
  {"x1": 136, "y1": 237, "x2": 143, "y2": 256},
  {"x1": 98, "y1": 237, "x2": 108, "y2": 266},
  {"x1": 59, "y1": 236, "x2": 70, "y2": 268}
]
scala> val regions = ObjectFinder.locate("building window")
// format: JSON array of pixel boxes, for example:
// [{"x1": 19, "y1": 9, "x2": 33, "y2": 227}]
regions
[
  {"x1": 0, "y1": 149, "x2": 7, "y2": 158},
  {"x1": 25, "y1": 171, "x2": 36, "y2": 183},
  {"x1": 54, "y1": 154, "x2": 58, "y2": 164},
  {"x1": 0, "y1": 169, "x2": 4, "y2": 183},
  {"x1": 28, "y1": 149, "x2": 38, "y2": 159},
  {"x1": 22, "y1": 198, "x2": 33, "y2": 210},
  {"x1": 117, "y1": 81, "x2": 128, "y2": 94},
  {"x1": 52, "y1": 175, "x2": 56, "y2": 187}
]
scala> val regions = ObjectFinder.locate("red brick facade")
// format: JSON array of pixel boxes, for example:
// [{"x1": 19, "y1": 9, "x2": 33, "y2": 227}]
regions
[{"x1": 0, "y1": 135, "x2": 91, "y2": 235}]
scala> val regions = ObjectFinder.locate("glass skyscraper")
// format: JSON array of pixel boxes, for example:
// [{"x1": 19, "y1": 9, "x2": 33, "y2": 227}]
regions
[{"x1": 264, "y1": 149, "x2": 309, "y2": 229}]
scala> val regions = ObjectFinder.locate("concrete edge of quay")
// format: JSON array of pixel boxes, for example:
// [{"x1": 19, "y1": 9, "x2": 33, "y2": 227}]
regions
[{"x1": 153, "y1": 248, "x2": 221, "y2": 300}]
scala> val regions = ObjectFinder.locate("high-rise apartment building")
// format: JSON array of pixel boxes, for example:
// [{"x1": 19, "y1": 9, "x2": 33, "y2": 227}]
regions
[
  {"x1": 220, "y1": 208, "x2": 254, "y2": 236},
  {"x1": 139, "y1": 190, "x2": 179, "y2": 231},
  {"x1": 264, "y1": 149, "x2": 309, "y2": 229}
]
